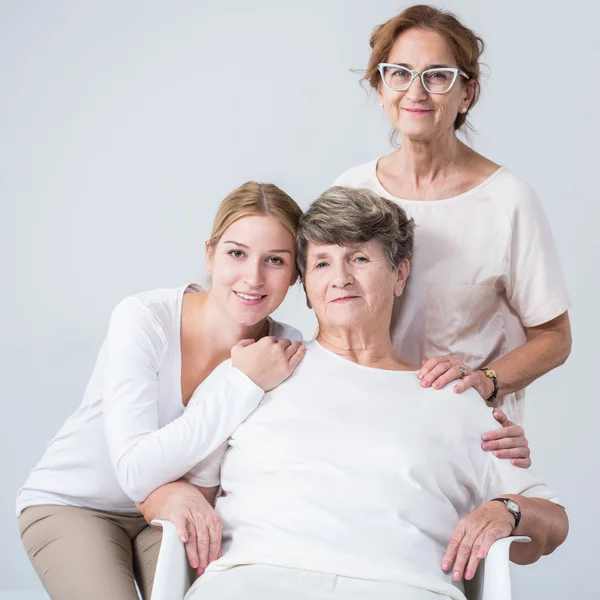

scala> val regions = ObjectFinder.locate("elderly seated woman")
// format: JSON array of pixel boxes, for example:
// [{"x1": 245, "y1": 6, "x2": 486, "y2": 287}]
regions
[{"x1": 142, "y1": 187, "x2": 568, "y2": 600}]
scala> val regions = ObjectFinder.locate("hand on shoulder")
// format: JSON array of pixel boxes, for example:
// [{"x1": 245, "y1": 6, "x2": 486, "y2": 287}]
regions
[{"x1": 231, "y1": 337, "x2": 306, "y2": 391}]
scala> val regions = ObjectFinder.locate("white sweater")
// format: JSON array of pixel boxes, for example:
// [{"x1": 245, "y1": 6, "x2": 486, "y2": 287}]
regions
[
  {"x1": 203, "y1": 340, "x2": 559, "y2": 600},
  {"x1": 16, "y1": 284, "x2": 301, "y2": 514}
]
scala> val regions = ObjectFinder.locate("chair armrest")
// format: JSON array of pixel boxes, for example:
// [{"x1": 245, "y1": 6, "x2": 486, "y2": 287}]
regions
[
  {"x1": 464, "y1": 536, "x2": 531, "y2": 600},
  {"x1": 150, "y1": 519, "x2": 191, "y2": 600},
  {"x1": 148, "y1": 521, "x2": 529, "y2": 600}
]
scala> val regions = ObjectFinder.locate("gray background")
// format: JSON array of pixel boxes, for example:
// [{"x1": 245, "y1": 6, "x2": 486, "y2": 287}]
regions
[{"x1": 1, "y1": 0, "x2": 598, "y2": 598}]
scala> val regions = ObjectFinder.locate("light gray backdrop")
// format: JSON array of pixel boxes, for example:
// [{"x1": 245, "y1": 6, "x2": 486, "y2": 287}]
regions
[{"x1": 1, "y1": 1, "x2": 598, "y2": 598}]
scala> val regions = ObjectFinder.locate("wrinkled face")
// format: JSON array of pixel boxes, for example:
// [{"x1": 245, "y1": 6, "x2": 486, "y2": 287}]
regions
[
  {"x1": 304, "y1": 239, "x2": 409, "y2": 330},
  {"x1": 206, "y1": 215, "x2": 296, "y2": 327},
  {"x1": 378, "y1": 28, "x2": 474, "y2": 141}
]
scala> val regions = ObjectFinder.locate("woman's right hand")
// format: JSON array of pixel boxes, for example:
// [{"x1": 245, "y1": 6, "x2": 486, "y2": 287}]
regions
[
  {"x1": 231, "y1": 336, "x2": 306, "y2": 391},
  {"x1": 137, "y1": 480, "x2": 222, "y2": 576}
]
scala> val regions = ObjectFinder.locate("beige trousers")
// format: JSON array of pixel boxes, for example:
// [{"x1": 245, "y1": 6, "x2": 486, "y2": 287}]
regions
[{"x1": 18, "y1": 504, "x2": 162, "y2": 600}]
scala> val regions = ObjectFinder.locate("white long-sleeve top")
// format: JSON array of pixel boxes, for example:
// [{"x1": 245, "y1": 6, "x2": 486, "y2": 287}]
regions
[{"x1": 16, "y1": 284, "x2": 301, "y2": 514}]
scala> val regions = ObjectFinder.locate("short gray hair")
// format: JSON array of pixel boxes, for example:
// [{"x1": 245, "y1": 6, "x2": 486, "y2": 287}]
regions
[{"x1": 296, "y1": 186, "x2": 415, "y2": 280}]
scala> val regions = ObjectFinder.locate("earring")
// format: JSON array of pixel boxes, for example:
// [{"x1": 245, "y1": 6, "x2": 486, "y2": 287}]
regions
[
  {"x1": 380, "y1": 102, "x2": 384, "y2": 107},
  {"x1": 462, "y1": 107, "x2": 468, "y2": 113}
]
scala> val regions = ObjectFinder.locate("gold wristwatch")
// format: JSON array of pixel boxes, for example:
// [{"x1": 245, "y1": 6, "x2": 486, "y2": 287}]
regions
[{"x1": 478, "y1": 367, "x2": 498, "y2": 403}]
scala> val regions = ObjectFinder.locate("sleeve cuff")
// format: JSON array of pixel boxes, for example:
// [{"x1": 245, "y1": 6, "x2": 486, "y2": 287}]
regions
[
  {"x1": 228, "y1": 367, "x2": 265, "y2": 404},
  {"x1": 183, "y1": 473, "x2": 220, "y2": 488},
  {"x1": 520, "y1": 298, "x2": 571, "y2": 328}
]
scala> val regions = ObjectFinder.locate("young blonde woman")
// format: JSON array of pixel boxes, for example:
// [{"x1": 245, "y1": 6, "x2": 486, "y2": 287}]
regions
[{"x1": 16, "y1": 181, "x2": 306, "y2": 600}]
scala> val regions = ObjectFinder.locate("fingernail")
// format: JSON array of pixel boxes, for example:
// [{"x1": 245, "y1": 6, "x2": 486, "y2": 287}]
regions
[
  {"x1": 453, "y1": 570, "x2": 461, "y2": 581},
  {"x1": 482, "y1": 443, "x2": 490, "y2": 450},
  {"x1": 417, "y1": 371, "x2": 423, "y2": 379},
  {"x1": 198, "y1": 567, "x2": 204, "y2": 576},
  {"x1": 494, "y1": 451, "x2": 500, "y2": 457},
  {"x1": 433, "y1": 383, "x2": 440, "y2": 389},
  {"x1": 482, "y1": 434, "x2": 490, "y2": 441},
  {"x1": 466, "y1": 570, "x2": 473, "y2": 580},
  {"x1": 442, "y1": 561, "x2": 450, "y2": 570},
  {"x1": 453, "y1": 386, "x2": 459, "y2": 393},
  {"x1": 191, "y1": 560, "x2": 198, "y2": 568}
]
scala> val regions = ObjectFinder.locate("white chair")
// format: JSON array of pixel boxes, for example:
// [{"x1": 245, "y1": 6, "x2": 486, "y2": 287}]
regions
[
  {"x1": 150, "y1": 519, "x2": 530, "y2": 600},
  {"x1": 463, "y1": 536, "x2": 531, "y2": 600}
]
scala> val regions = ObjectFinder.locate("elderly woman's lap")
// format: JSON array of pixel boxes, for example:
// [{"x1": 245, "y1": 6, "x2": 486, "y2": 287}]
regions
[{"x1": 185, "y1": 565, "x2": 451, "y2": 600}]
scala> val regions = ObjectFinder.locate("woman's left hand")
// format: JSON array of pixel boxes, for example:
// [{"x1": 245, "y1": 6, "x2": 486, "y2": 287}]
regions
[
  {"x1": 442, "y1": 501, "x2": 516, "y2": 582},
  {"x1": 418, "y1": 355, "x2": 493, "y2": 399},
  {"x1": 482, "y1": 409, "x2": 531, "y2": 468}
]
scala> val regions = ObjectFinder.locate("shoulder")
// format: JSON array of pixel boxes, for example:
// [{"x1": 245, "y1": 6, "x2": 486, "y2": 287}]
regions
[
  {"x1": 130, "y1": 285, "x2": 189, "y2": 314},
  {"x1": 109, "y1": 285, "x2": 186, "y2": 345},
  {"x1": 484, "y1": 168, "x2": 545, "y2": 221},
  {"x1": 332, "y1": 158, "x2": 380, "y2": 188},
  {"x1": 268, "y1": 319, "x2": 303, "y2": 343},
  {"x1": 421, "y1": 384, "x2": 500, "y2": 435}
]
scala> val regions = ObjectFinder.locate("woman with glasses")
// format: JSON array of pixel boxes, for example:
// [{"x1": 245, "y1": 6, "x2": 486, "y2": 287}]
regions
[{"x1": 334, "y1": 5, "x2": 571, "y2": 449}]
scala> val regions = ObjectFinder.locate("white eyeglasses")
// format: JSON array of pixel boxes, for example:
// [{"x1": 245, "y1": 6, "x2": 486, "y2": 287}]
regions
[{"x1": 378, "y1": 63, "x2": 469, "y2": 94}]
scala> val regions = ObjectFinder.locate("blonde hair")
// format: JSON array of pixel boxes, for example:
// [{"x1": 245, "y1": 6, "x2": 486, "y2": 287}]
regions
[{"x1": 208, "y1": 181, "x2": 303, "y2": 248}]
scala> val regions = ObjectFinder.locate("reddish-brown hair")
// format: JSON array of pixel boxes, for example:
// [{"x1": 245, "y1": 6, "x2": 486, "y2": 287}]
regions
[{"x1": 364, "y1": 4, "x2": 485, "y2": 131}]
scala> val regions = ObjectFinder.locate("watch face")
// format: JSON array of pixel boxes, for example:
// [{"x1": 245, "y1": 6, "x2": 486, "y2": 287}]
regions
[
  {"x1": 486, "y1": 369, "x2": 497, "y2": 378},
  {"x1": 506, "y1": 500, "x2": 520, "y2": 513}
]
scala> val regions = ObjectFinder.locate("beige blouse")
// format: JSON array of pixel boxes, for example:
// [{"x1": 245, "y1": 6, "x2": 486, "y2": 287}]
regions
[{"x1": 334, "y1": 159, "x2": 571, "y2": 424}]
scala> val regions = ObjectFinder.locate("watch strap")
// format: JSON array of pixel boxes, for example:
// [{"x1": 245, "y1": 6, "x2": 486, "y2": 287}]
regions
[
  {"x1": 490, "y1": 497, "x2": 521, "y2": 529},
  {"x1": 478, "y1": 367, "x2": 498, "y2": 403}
]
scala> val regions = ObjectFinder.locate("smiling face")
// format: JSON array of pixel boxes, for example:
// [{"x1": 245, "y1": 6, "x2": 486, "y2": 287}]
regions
[
  {"x1": 206, "y1": 214, "x2": 297, "y2": 327},
  {"x1": 378, "y1": 28, "x2": 475, "y2": 141},
  {"x1": 304, "y1": 240, "x2": 409, "y2": 331}
]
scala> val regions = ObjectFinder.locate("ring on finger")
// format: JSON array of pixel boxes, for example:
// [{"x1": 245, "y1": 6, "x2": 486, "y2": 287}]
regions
[{"x1": 459, "y1": 366, "x2": 468, "y2": 378}]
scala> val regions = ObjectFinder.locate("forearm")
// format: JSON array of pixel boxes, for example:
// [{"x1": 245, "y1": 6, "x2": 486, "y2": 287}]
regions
[
  {"x1": 503, "y1": 494, "x2": 569, "y2": 564},
  {"x1": 107, "y1": 366, "x2": 263, "y2": 502},
  {"x1": 483, "y1": 312, "x2": 571, "y2": 397}
]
